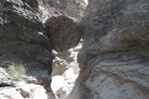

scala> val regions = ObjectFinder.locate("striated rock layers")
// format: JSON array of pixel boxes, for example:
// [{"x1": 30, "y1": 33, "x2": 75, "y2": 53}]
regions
[
  {"x1": 0, "y1": 0, "x2": 52, "y2": 75},
  {"x1": 1, "y1": 0, "x2": 149, "y2": 99},
  {"x1": 0, "y1": 0, "x2": 81, "y2": 98},
  {"x1": 38, "y1": 0, "x2": 87, "y2": 20},
  {"x1": 67, "y1": 0, "x2": 149, "y2": 99},
  {"x1": 0, "y1": 0, "x2": 57, "y2": 98}
]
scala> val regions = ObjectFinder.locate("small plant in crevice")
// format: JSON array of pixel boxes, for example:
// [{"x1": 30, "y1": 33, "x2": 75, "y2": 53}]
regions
[{"x1": 8, "y1": 63, "x2": 27, "y2": 81}]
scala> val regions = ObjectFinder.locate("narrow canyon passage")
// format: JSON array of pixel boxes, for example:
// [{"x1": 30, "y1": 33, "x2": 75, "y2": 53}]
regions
[
  {"x1": 0, "y1": 0, "x2": 149, "y2": 99},
  {"x1": 51, "y1": 42, "x2": 82, "y2": 99}
]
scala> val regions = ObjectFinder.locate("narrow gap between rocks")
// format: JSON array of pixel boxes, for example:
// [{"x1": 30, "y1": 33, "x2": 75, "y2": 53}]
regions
[
  {"x1": 49, "y1": 0, "x2": 88, "y2": 98},
  {"x1": 51, "y1": 42, "x2": 82, "y2": 99}
]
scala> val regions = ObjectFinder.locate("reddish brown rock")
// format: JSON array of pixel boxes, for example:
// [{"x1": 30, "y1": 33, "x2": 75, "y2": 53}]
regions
[{"x1": 45, "y1": 15, "x2": 81, "y2": 52}]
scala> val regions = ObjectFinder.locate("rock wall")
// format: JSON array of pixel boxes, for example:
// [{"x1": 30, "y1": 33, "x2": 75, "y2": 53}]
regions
[
  {"x1": 67, "y1": 0, "x2": 149, "y2": 99},
  {"x1": 0, "y1": 0, "x2": 53, "y2": 76},
  {"x1": 0, "y1": 0, "x2": 82, "y2": 99},
  {"x1": 0, "y1": 0, "x2": 56, "y2": 98},
  {"x1": 1, "y1": 0, "x2": 149, "y2": 99},
  {"x1": 38, "y1": 0, "x2": 87, "y2": 20}
]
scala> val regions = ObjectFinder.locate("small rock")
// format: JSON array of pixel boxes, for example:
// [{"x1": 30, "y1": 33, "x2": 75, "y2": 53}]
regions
[
  {"x1": 0, "y1": 87, "x2": 24, "y2": 99},
  {"x1": 51, "y1": 76, "x2": 69, "y2": 98}
]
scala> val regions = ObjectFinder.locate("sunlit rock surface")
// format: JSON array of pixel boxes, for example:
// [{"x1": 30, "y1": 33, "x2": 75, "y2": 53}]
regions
[
  {"x1": 38, "y1": 0, "x2": 87, "y2": 20},
  {"x1": 51, "y1": 43, "x2": 82, "y2": 99},
  {"x1": 67, "y1": 0, "x2": 149, "y2": 99}
]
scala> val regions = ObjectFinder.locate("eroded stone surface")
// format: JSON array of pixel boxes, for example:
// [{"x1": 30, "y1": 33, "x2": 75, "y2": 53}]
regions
[
  {"x1": 0, "y1": 0, "x2": 52, "y2": 75},
  {"x1": 51, "y1": 43, "x2": 81, "y2": 99},
  {"x1": 1, "y1": 0, "x2": 149, "y2": 99},
  {"x1": 38, "y1": 0, "x2": 87, "y2": 20},
  {"x1": 0, "y1": 87, "x2": 24, "y2": 99},
  {"x1": 0, "y1": 0, "x2": 55, "y2": 99},
  {"x1": 67, "y1": 0, "x2": 149, "y2": 99}
]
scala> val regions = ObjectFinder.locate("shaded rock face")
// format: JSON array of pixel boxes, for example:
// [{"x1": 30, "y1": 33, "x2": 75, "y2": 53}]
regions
[
  {"x1": 0, "y1": 0, "x2": 52, "y2": 77},
  {"x1": 38, "y1": 0, "x2": 87, "y2": 20},
  {"x1": 67, "y1": 0, "x2": 149, "y2": 99},
  {"x1": 0, "y1": 0, "x2": 57, "y2": 98},
  {"x1": 44, "y1": 15, "x2": 81, "y2": 52},
  {"x1": 22, "y1": 0, "x2": 39, "y2": 7},
  {"x1": 0, "y1": 0, "x2": 82, "y2": 99}
]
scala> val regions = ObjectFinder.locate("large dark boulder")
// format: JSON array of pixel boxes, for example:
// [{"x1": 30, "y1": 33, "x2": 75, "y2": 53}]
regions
[{"x1": 44, "y1": 15, "x2": 81, "y2": 52}]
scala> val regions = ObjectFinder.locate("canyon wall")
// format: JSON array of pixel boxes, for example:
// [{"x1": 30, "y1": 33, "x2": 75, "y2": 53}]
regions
[
  {"x1": 67, "y1": 0, "x2": 149, "y2": 99},
  {"x1": 0, "y1": 0, "x2": 53, "y2": 77},
  {"x1": 0, "y1": 0, "x2": 149, "y2": 99},
  {"x1": 0, "y1": 0, "x2": 82, "y2": 98},
  {"x1": 38, "y1": 0, "x2": 87, "y2": 20}
]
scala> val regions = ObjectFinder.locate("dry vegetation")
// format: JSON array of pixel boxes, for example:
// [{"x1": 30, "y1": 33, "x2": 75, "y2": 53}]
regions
[{"x1": 8, "y1": 63, "x2": 27, "y2": 81}]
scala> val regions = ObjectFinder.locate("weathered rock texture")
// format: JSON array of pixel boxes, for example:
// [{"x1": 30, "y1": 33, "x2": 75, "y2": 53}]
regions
[
  {"x1": 1, "y1": 0, "x2": 149, "y2": 99},
  {"x1": 0, "y1": 0, "x2": 83, "y2": 99},
  {"x1": 0, "y1": 0, "x2": 52, "y2": 75},
  {"x1": 22, "y1": 0, "x2": 39, "y2": 12},
  {"x1": 67, "y1": 0, "x2": 149, "y2": 99},
  {"x1": 38, "y1": 0, "x2": 87, "y2": 20},
  {"x1": 0, "y1": 0, "x2": 55, "y2": 98},
  {"x1": 44, "y1": 15, "x2": 81, "y2": 52},
  {"x1": 0, "y1": 67, "x2": 56, "y2": 99},
  {"x1": 51, "y1": 43, "x2": 81, "y2": 98}
]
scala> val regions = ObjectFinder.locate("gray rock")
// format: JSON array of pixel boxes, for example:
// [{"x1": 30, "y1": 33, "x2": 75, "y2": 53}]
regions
[
  {"x1": 51, "y1": 44, "x2": 81, "y2": 98},
  {"x1": 0, "y1": 80, "x2": 56, "y2": 99},
  {"x1": 38, "y1": 0, "x2": 87, "y2": 20},
  {"x1": 22, "y1": 0, "x2": 39, "y2": 12},
  {"x1": 14, "y1": 81, "x2": 56, "y2": 99},
  {"x1": 0, "y1": 0, "x2": 52, "y2": 75},
  {"x1": 0, "y1": 1, "x2": 54, "y2": 98},
  {"x1": 0, "y1": 87, "x2": 24, "y2": 99},
  {"x1": 0, "y1": 67, "x2": 12, "y2": 87},
  {"x1": 67, "y1": 0, "x2": 149, "y2": 99},
  {"x1": 1, "y1": 0, "x2": 149, "y2": 99}
]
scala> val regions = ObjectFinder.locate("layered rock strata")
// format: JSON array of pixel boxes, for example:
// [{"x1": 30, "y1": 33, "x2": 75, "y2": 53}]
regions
[
  {"x1": 67, "y1": 0, "x2": 149, "y2": 99},
  {"x1": 0, "y1": 0, "x2": 53, "y2": 76}
]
